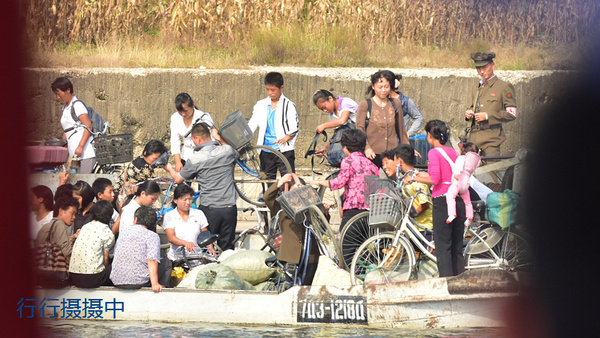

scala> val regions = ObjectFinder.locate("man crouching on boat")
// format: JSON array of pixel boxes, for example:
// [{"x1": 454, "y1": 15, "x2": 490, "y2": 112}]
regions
[
  {"x1": 264, "y1": 173, "x2": 320, "y2": 285},
  {"x1": 110, "y1": 206, "x2": 172, "y2": 292}
]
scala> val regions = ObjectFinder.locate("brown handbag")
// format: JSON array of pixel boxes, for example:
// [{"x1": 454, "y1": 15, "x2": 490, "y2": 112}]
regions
[{"x1": 34, "y1": 220, "x2": 70, "y2": 285}]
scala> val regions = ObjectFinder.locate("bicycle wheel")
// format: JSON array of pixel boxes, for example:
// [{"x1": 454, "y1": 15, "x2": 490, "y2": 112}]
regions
[
  {"x1": 498, "y1": 229, "x2": 533, "y2": 273},
  {"x1": 307, "y1": 205, "x2": 344, "y2": 269},
  {"x1": 338, "y1": 211, "x2": 376, "y2": 270},
  {"x1": 317, "y1": 171, "x2": 343, "y2": 220},
  {"x1": 350, "y1": 232, "x2": 416, "y2": 285},
  {"x1": 465, "y1": 227, "x2": 533, "y2": 272},
  {"x1": 234, "y1": 145, "x2": 292, "y2": 206}
]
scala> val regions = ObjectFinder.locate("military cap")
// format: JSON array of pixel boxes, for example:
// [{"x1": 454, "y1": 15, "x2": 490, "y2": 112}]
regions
[{"x1": 471, "y1": 52, "x2": 496, "y2": 67}]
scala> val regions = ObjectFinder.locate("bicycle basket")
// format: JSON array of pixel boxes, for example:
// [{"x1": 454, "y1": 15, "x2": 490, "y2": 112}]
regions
[
  {"x1": 364, "y1": 176, "x2": 396, "y2": 202},
  {"x1": 219, "y1": 109, "x2": 253, "y2": 150},
  {"x1": 368, "y1": 193, "x2": 402, "y2": 230},
  {"x1": 92, "y1": 133, "x2": 133, "y2": 165},
  {"x1": 276, "y1": 185, "x2": 323, "y2": 224}
]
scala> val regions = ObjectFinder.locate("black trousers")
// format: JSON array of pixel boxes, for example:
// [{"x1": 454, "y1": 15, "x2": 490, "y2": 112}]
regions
[
  {"x1": 259, "y1": 149, "x2": 295, "y2": 180},
  {"x1": 199, "y1": 205, "x2": 237, "y2": 251},
  {"x1": 70, "y1": 265, "x2": 113, "y2": 288},
  {"x1": 432, "y1": 195, "x2": 466, "y2": 277}
]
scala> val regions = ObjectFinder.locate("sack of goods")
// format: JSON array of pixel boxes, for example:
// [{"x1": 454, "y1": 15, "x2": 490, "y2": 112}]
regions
[{"x1": 486, "y1": 189, "x2": 522, "y2": 229}]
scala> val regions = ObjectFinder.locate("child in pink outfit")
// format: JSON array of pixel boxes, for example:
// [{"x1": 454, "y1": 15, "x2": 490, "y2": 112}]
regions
[{"x1": 446, "y1": 142, "x2": 481, "y2": 226}]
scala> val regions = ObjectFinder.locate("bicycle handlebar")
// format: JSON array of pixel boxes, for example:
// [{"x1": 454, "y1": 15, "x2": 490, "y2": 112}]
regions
[{"x1": 64, "y1": 122, "x2": 110, "y2": 137}]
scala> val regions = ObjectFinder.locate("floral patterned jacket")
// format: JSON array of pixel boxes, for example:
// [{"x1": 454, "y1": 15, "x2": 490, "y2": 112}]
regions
[{"x1": 329, "y1": 152, "x2": 379, "y2": 210}]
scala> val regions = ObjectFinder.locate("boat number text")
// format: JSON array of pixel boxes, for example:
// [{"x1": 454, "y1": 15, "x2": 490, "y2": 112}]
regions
[{"x1": 297, "y1": 296, "x2": 367, "y2": 324}]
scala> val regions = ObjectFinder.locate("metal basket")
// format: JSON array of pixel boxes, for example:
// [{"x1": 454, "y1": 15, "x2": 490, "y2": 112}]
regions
[
  {"x1": 364, "y1": 176, "x2": 396, "y2": 202},
  {"x1": 276, "y1": 185, "x2": 323, "y2": 224},
  {"x1": 92, "y1": 133, "x2": 133, "y2": 165},
  {"x1": 219, "y1": 109, "x2": 253, "y2": 150},
  {"x1": 368, "y1": 193, "x2": 402, "y2": 230}
]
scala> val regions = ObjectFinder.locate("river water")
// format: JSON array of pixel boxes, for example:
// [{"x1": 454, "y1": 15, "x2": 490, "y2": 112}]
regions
[{"x1": 40, "y1": 320, "x2": 503, "y2": 337}]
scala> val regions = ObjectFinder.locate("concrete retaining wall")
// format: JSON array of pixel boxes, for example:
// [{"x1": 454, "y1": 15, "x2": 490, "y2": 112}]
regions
[{"x1": 26, "y1": 67, "x2": 576, "y2": 168}]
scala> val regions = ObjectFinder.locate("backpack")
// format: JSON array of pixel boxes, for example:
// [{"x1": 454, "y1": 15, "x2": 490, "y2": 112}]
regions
[
  {"x1": 70, "y1": 100, "x2": 106, "y2": 134},
  {"x1": 366, "y1": 98, "x2": 401, "y2": 143},
  {"x1": 326, "y1": 121, "x2": 355, "y2": 167},
  {"x1": 396, "y1": 91, "x2": 410, "y2": 117}
]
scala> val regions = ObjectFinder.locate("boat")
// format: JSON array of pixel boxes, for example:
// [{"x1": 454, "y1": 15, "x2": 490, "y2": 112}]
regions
[{"x1": 35, "y1": 269, "x2": 519, "y2": 328}]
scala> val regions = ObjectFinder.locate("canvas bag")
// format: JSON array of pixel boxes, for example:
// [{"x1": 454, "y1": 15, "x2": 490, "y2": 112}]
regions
[
  {"x1": 486, "y1": 189, "x2": 522, "y2": 229},
  {"x1": 34, "y1": 220, "x2": 70, "y2": 285}
]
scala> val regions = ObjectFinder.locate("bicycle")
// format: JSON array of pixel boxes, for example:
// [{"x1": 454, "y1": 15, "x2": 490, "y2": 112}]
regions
[
  {"x1": 233, "y1": 143, "x2": 292, "y2": 207},
  {"x1": 337, "y1": 175, "x2": 400, "y2": 270},
  {"x1": 349, "y1": 171, "x2": 436, "y2": 285},
  {"x1": 349, "y1": 171, "x2": 533, "y2": 285},
  {"x1": 63, "y1": 122, "x2": 133, "y2": 175},
  {"x1": 262, "y1": 205, "x2": 343, "y2": 291},
  {"x1": 304, "y1": 132, "x2": 344, "y2": 220},
  {"x1": 232, "y1": 206, "x2": 281, "y2": 254},
  {"x1": 188, "y1": 109, "x2": 292, "y2": 207}
]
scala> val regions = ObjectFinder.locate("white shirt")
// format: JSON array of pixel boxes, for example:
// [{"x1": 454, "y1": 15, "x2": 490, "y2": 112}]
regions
[
  {"x1": 170, "y1": 108, "x2": 214, "y2": 161},
  {"x1": 120, "y1": 199, "x2": 141, "y2": 229},
  {"x1": 30, "y1": 211, "x2": 53, "y2": 246},
  {"x1": 163, "y1": 208, "x2": 208, "y2": 261},
  {"x1": 60, "y1": 95, "x2": 96, "y2": 159},
  {"x1": 248, "y1": 93, "x2": 299, "y2": 153}
]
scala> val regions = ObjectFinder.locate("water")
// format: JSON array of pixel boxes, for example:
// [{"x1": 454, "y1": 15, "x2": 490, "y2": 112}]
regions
[{"x1": 40, "y1": 320, "x2": 503, "y2": 337}]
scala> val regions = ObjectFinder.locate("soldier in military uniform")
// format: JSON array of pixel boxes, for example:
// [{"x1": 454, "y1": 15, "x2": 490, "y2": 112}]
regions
[{"x1": 465, "y1": 52, "x2": 517, "y2": 156}]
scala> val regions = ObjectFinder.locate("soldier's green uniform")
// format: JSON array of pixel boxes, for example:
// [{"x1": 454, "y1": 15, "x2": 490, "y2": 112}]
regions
[{"x1": 467, "y1": 52, "x2": 517, "y2": 156}]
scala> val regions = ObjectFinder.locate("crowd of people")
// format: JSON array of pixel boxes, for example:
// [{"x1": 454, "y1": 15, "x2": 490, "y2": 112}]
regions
[{"x1": 33, "y1": 51, "x2": 517, "y2": 290}]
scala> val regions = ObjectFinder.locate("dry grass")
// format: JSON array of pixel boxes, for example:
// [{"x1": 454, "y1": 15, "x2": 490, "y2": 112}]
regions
[{"x1": 23, "y1": 0, "x2": 600, "y2": 70}]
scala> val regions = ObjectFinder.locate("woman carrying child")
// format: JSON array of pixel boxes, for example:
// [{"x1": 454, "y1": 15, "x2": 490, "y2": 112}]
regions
[
  {"x1": 446, "y1": 142, "x2": 481, "y2": 227},
  {"x1": 410, "y1": 120, "x2": 466, "y2": 277},
  {"x1": 312, "y1": 89, "x2": 358, "y2": 157},
  {"x1": 311, "y1": 129, "x2": 378, "y2": 230}
]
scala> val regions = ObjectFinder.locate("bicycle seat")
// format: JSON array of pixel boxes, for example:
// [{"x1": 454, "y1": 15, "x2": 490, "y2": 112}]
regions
[{"x1": 197, "y1": 231, "x2": 219, "y2": 247}]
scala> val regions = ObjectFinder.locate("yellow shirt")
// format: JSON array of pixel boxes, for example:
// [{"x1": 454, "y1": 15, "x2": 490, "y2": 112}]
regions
[{"x1": 402, "y1": 182, "x2": 433, "y2": 230}]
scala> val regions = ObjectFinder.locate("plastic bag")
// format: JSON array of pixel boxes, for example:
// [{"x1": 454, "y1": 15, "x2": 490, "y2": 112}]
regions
[
  {"x1": 486, "y1": 189, "x2": 521, "y2": 229},
  {"x1": 176, "y1": 265, "x2": 206, "y2": 289},
  {"x1": 221, "y1": 250, "x2": 275, "y2": 285},
  {"x1": 311, "y1": 255, "x2": 353, "y2": 287},
  {"x1": 195, "y1": 263, "x2": 254, "y2": 290}
]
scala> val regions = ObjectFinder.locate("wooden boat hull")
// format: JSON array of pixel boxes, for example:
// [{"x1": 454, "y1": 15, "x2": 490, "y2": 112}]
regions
[{"x1": 36, "y1": 272, "x2": 516, "y2": 328}]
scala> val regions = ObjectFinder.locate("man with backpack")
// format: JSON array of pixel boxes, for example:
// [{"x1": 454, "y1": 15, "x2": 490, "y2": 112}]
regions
[{"x1": 51, "y1": 77, "x2": 100, "y2": 173}]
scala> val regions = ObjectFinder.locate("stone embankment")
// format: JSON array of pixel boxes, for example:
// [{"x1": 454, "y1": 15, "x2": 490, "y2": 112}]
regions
[{"x1": 26, "y1": 66, "x2": 574, "y2": 169}]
